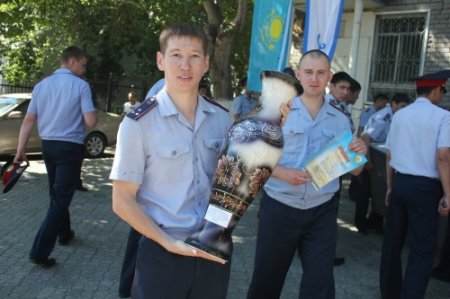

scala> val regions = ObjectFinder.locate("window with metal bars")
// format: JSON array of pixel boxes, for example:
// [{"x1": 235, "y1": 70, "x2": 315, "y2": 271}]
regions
[{"x1": 368, "y1": 13, "x2": 427, "y2": 101}]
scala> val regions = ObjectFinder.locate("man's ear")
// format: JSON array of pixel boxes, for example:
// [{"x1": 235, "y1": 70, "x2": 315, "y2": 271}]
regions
[{"x1": 156, "y1": 51, "x2": 164, "y2": 71}]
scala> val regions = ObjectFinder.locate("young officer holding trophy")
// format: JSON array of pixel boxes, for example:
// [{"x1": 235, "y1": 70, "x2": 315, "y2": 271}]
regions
[
  {"x1": 247, "y1": 49, "x2": 367, "y2": 299},
  {"x1": 110, "y1": 24, "x2": 232, "y2": 298}
]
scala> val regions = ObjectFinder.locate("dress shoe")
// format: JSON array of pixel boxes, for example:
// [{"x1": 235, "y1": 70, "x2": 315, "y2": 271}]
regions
[
  {"x1": 334, "y1": 257, "x2": 345, "y2": 266},
  {"x1": 59, "y1": 230, "x2": 75, "y2": 246},
  {"x1": 30, "y1": 257, "x2": 56, "y2": 268},
  {"x1": 76, "y1": 184, "x2": 88, "y2": 192}
]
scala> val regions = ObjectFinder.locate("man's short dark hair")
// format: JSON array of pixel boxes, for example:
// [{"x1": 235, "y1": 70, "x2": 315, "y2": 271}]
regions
[
  {"x1": 416, "y1": 86, "x2": 437, "y2": 96},
  {"x1": 299, "y1": 49, "x2": 330, "y2": 67},
  {"x1": 350, "y1": 79, "x2": 361, "y2": 92},
  {"x1": 330, "y1": 71, "x2": 352, "y2": 85},
  {"x1": 60, "y1": 46, "x2": 85, "y2": 64},
  {"x1": 373, "y1": 93, "x2": 389, "y2": 102},
  {"x1": 391, "y1": 93, "x2": 410, "y2": 105},
  {"x1": 159, "y1": 23, "x2": 209, "y2": 55}
]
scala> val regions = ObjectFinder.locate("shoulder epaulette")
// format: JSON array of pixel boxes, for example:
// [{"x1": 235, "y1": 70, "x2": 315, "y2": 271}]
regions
[
  {"x1": 126, "y1": 97, "x2": 158, "y2": 120},
  {"x1": 382, "y1": 112, "x2": 392, "y2": 122},
  {"x1": 203, "y1": 96, "x2": 229, "y2": 112},
  {"x1": 329, "y1": 101, "x2": 348, "y2": 116}
]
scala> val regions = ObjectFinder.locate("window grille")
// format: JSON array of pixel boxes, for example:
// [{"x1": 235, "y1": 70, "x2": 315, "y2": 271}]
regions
[{"x1": 368, "y1": 13, "x2": 427, "y2": 102}]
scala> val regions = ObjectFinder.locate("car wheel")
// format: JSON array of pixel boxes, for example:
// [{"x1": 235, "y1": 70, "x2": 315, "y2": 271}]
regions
[{"x1": 85, "y1": 132, "x2": 106, "y2": 158}]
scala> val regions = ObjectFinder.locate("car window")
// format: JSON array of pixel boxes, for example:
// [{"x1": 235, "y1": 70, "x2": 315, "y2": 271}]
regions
[
  {"x1": 15, "y1": 101, "x2": 30, "y2": 115},
  {"x1": 0, "y1": 97, "x2": 20, "y2": 116}
]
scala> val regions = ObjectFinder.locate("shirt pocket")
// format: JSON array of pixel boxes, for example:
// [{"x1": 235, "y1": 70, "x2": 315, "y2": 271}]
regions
[
  {"x1": 203, "y1": 138, "x2": 224, "y2": 177},
  {"x1": 277, "y1": 126, "x2": 306, "y2": 168},
  {"x1": 155, "y1": 141, "x2": 191, "y2": 182}
]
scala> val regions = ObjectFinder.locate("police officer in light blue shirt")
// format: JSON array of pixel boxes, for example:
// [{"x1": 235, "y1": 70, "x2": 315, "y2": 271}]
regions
[
  {"x1": 357, "y1": 93, "x2": 388, "y2": 137},
  {"x1": 247, "y1": 50, "x2": 368, "y2": 299},
  {"x1": 110, "y1": 24, "x2": 234, "y2": 299},
  {"x1": 232, "y1": 77, "x2": 259, "y2": 120},
  {"x1": 14, "y1": 46, "x2": 97, "y2": 268},
  {"x1": 380, "y1": 70, "x2": 450, "y2": 299},
  {"x1": 362, "y1": 93, "x2": 410, "y2": 143},
  {"x1": 353, "y1": 93, "x2": 409, "y2": 235}
]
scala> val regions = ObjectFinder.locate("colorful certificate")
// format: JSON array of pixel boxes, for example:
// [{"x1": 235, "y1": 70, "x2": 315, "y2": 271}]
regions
[{"x1": 303, "y1": 131, "x2": 367, "y2": 190}]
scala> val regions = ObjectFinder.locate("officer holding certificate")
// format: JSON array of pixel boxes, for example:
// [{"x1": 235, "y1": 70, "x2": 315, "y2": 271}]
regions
[
  {"x1": 247, "y1": 49, "x2": 367, "y2": 299},
  {"x1": 380, "y1": 70, "x2": 450, "y2": 299}
]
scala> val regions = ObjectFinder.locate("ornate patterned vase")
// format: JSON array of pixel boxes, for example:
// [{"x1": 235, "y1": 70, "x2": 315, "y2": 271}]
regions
[{"x1": 185, "y1": 70, "x2": 302, "y2": 262}]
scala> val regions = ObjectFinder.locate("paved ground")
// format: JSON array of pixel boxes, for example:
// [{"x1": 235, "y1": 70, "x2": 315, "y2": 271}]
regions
[{"x1": 1, "y1": 154, "x2": 449, "y2": 299}]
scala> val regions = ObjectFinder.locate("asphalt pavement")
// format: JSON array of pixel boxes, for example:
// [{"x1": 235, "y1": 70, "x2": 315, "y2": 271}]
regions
[{"x1": 1, "y1": 153, "x2": 449, "y2": 299}]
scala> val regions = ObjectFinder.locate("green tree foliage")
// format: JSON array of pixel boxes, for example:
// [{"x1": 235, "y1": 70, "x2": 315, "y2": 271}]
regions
[{"x1": 0, "y1": 0, "x2": 252, "y2": 99}]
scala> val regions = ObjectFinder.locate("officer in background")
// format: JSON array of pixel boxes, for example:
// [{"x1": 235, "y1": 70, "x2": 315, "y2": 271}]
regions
[
  {"x1": 325, "y1": 71, "x2": 353, "y2": 132},
  {"x1": 352, "y1": 93, "x2": 410, "y2": 235},
  {"x1": 14, "y1": 46, "x2": 97, "y2": 267},
  {"x1": 379, "y1": 70, "x2": 450, "y2": 299},
  {"x1": 233, "y1": 77, "x2": 259, "y2": 120},
  {"x1": 357, "y1": 93, "x2": 389, "y2": 137},
  {"x1": 362, "y1": 93, "x2": 410, "y2": 144}
]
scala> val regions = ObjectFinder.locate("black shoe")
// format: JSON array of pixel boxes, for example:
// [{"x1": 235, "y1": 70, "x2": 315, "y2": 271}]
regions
[
  {"x1": 76, "y1": 184, "x2": 88, "y2": 192},
  {"x1": 334, "y1": 257, "x2": 345, "y2": 266},
  {"x1": 431, "y1": 269, "x2": 450, "y2": 282},
  {"x1": 30, "y1": 257, "x2": 56, "y2": 268},
  {"x1": 118, "y1": 292, "x2": 131, "y2": 298},
  {"x1": 59, "y1": 230, "x2": 75, "y2": 246}
]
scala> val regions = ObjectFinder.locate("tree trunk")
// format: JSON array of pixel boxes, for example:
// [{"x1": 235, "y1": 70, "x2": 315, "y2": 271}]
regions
[{"x1": 203, "y1": 0, "x2": 248, "y2": 101}]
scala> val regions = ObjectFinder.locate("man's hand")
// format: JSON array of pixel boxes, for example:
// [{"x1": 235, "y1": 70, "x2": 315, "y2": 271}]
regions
[
  {"x1": 166, "y1": 239, "x2": 226, "y2": 264},
  {"x1": 280, "y1": 168, "x2": 311, "y2": 185},
  {"x1": 438, "y1": 196, "x2": 450, "y2": 216},
  {"x1": 385, "y1": 187, "x2": 392, "y2": 207},
  {"x1": 13, "y1": 149, "x2": 28, "y2": 164},
  {"x1": 280, "y1": 101, "x2": 292, "y2": 127},
  {"x1": 349, "y1": 138, "x2": 368, "y2": 155}
]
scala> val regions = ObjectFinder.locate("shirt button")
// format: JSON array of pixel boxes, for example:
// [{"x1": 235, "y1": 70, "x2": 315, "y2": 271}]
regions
[{"x1": 171, "y1": 150, "x2": 177, "y2": 156}]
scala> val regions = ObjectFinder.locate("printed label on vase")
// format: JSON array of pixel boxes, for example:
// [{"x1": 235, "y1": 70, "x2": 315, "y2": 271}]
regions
[{"x1": 204, "y1": 204, "x2": 233, "y2": 228}]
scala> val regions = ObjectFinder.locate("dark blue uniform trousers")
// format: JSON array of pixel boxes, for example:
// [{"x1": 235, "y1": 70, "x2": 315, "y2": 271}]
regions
[
  {"x1": 133, "y1": 237, "x2": 231, "y2": 299},
  {"x1": 247, "y1": 191, "x2": 338, "y2": 299},
  {"x1": 30, "y1": 140, "x2": 83, "y2": 260},
  {"x1": 433, "y1": 216, "x2": 450, "y2": 279},
  {"x1": 379, "y1": 173, "x2": 442, "y2": 299},
  {"x1": 118, "y1": 227, "x2": 141, "y2": 296}
]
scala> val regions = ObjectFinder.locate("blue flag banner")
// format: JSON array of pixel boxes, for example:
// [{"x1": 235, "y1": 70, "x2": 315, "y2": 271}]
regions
[
  {"x1": 247, "y1": 0, "x2": 293, "y2": 92},
  {"x1": 303, "y1": 0, "x2": 345, "y2": 60}
]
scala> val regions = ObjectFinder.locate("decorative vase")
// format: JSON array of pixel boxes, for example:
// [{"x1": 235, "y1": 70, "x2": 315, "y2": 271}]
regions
[{"x1": 185, "y1": 70, "x2": 302, "y2": 262}]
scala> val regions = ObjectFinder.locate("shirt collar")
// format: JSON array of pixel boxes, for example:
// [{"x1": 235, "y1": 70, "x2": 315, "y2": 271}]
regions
[
  {"x1": 54, "y1": 67, "x2": 74, "y2": 75},
  {"x1": 292, "y1": 96, "x2": 341, "y2": 118},
  {"x1": 156, "y1": 89, "x2": 217, "y2": 118}
]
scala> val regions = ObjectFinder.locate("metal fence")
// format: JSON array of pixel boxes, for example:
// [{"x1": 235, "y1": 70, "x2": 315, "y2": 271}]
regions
[{"x1": 0, "y1": 76, "x2": 151, "y2": 114}]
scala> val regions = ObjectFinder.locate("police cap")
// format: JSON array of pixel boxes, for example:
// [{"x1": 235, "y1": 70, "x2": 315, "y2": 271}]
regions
[{"x1": 409, "y1": 70, "x2": 450, "y2": 90}]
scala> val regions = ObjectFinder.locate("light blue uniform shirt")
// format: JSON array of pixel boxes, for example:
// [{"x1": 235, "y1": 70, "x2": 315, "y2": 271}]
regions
[
  {"x1": 28, "y1": 68, "x2": 95, "y2": 144},
  {"x1": 359, "y1": 106, "x2": 376, "y2": 129},
  {"x1": 325, "y1": 94, "x2": 355, "y2": 133},
  {"x1": 110, "y1": 90, "x2": 232, "y2": 240},
  {"x1": 264, "y1": 97, "x2": 350, "y2": 209},
  {"x1": 362, "y1": 106, "x2": 393, "y2": 143},
  {"x1": 386, "y1": 97, "x2": 450, "y2": 179},
  {"x1": 233, "y1": 93, "x2": 258, "y2": 118},
  {"x1": 145, "y1": 78, "x2": 165, "y2": 100}
]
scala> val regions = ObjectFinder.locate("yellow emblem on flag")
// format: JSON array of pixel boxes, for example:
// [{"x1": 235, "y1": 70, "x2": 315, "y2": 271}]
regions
[{"x1": 260, "y1": 8, "x2": 284, "y2": 51}]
